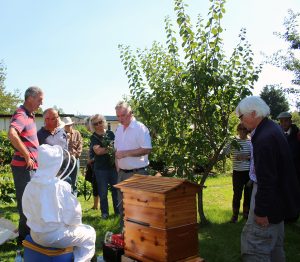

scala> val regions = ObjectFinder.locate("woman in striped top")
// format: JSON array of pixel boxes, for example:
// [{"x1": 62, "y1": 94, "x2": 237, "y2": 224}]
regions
[{"x1": 230, "y1": 123, "x2": 252, "y2": 223}]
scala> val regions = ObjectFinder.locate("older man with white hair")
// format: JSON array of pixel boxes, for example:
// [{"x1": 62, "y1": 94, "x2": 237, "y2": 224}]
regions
[
  {"x1": 114, "y1": 101, "x2": 152, "y2": 229},
  {"x1": 236, "y1": 96, "x2": 300, "y2": 262}
]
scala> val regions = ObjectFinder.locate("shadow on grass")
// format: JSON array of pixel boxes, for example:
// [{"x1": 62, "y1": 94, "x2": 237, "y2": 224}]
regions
[
  {"x1": 198, "y1": 217, "x2": 300, "y2": 262},
  {"x1": 198, "y1": 219, "x2": 244, "y2": 262}
]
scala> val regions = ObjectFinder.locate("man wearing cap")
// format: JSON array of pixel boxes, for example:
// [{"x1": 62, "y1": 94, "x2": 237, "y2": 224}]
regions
[
  {"x1": 62, "y1": 117, "x2": 83, "y2": 196},
  {"x1": 277, "y1": 112, "x2": 300, "y2": 189}
]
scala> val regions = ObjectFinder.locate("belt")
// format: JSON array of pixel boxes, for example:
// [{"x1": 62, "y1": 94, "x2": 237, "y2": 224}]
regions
[{"x1": 119, "y1": 167, "x2": 148, "y2": 173}]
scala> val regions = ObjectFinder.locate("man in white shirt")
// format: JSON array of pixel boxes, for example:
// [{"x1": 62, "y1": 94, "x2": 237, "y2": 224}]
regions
[{"x1": 114, "y1": 101, "x2": 152, "y2": 227}]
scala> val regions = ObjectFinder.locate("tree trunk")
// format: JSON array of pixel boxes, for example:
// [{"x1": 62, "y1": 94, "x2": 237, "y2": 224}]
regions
[
  {"x1": 197, "y1": 189, "x2": 208, "y2": 225},
  {"x1": 197, "y1": 171, "x2": 210, "y2": 225}
]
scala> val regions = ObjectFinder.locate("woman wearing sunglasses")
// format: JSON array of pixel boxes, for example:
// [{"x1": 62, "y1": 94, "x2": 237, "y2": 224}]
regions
[
  {"x1": 89, "y1": 114, "x2": 119, "y2": 219},
  {"x1": 229, "y1": 123, "x2": 252, "y2": 223}
]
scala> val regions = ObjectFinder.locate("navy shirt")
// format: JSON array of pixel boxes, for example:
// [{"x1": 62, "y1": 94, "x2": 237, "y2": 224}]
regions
[{"x1": 37, "y1": 127, "x2": 68, "y2": 150}]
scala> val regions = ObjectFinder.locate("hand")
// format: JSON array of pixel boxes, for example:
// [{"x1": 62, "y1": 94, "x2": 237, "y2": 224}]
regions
[
  {"x1": 255, "y1": 215, "x2": 269, "y2": 227},
  {"x1": 236, "y1": 154, "x2": 248, "y2": 161},
  {"x1": 115, "y1": 150, "x2": 126, "y2": 159},
  {"x1": 93, "y1": 145, "x2": 107, "y2": 155},
  {"x1": 25, "y1": 156, "x2": 35, "y2": 170}
]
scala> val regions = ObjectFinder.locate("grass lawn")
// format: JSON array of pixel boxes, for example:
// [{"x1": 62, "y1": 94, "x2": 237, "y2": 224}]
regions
[{"x1": 1, "y1": 175, "x2": 300, "y2": 261}]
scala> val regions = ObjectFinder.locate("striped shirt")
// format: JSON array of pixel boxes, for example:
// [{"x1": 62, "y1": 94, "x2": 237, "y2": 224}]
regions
[
  {"x1": 249, "y1": 129, "x2": 257, "y2": 182},
  {"x1": 10, "y1": 105, "x2": 39, "y2": 168},
  {"x1": 232, "y1": 138, "x2": 251, "y2": 171}
]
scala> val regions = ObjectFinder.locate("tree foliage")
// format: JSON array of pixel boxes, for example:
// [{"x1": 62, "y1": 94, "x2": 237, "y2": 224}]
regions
[
  {"x1": 260, "y1": 85, "x2": 289, "y2": 119},
  {"x1": 0, "y1": 62, "x2": 22, "y2": 114},
  {"x1": 119, "y1": 0, "x2": 261, "y2": 223},
  {"x1": 267, "y1": 9, "x2": 300, "y2": 109}
]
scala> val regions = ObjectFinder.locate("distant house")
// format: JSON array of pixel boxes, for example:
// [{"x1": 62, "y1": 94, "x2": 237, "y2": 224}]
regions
[
  {"x1": 0, "y1": 114, "x2": 119, "y2": 133},
  {"x1": 73, "y1": 115, "x2": 119, "y2": 133},
  {"x1": 0, "y1": 114, "x2": 74, "y2": 132}
]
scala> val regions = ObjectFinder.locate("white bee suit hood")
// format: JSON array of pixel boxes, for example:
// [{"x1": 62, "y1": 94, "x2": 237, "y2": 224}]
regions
[{"x1": 22, "y1": 144, "x2": 82, "y2": 234}]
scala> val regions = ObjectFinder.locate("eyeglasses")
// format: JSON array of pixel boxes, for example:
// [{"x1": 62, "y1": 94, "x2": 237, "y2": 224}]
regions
[
  {"x1": 93, "y1": 121, "x2": 103, "y2": 126},
  {"x1": 238, "y1": 114, "x2": 244, "y2": 120}
]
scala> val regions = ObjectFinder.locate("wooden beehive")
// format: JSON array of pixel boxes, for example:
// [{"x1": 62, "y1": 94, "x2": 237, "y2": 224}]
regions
[{"x1": 115, "y1": 175, "x2": 201, "y2": 262}]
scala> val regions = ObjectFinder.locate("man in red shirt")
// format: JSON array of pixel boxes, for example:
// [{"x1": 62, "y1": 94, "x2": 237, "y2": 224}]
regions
[{"x1": 8, "y1": 86, "x2": 43, "y2": 244}]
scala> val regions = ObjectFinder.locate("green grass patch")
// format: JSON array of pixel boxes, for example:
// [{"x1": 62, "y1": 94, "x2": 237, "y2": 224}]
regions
[{"x1": 0, "y1": 175, "x2": 299, "y2": 261}]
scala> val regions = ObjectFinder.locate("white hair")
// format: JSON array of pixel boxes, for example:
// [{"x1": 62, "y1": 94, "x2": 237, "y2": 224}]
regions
[{"x1": 236, "y1": 96, "x2": 270, "y2": 118}]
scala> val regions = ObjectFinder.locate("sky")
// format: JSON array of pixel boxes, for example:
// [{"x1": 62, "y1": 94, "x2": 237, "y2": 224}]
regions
[{"x1": 1, "y1": 0, "x2": 300, "y2": 116}]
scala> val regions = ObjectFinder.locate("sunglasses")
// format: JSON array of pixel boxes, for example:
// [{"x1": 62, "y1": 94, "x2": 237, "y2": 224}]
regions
[{"x1": 93, "y1": 121, "x2": 103, "y2": 126}]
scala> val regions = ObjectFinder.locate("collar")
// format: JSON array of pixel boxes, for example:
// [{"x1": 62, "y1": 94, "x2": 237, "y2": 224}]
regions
[
  {"x1": 127, "y1": 118, "x2": 137, "y2": 129},
  {"x1": 20, "y1": 105, "x2": 34, "y2": 118}
]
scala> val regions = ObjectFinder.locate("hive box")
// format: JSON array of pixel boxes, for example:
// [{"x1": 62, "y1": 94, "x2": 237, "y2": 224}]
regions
[{"x1": 115, "y1": 175, "x2": 200, "y2": 262}]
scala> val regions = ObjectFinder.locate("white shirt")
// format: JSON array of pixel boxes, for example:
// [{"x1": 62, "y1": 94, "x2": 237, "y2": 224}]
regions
[{"x1": 114, "y1": 118, "x2": 152, "y2": 170}]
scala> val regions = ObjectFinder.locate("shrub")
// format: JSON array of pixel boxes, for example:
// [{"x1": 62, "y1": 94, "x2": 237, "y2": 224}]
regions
[
  {"x1": 75, "y1": 125, "x2": 91, "y2": 149},
  {"x1": 0, "y1": 130, "x2": 13, "y2": 166},
  {"x1": 77, "y1": 174, "x2": 93, "y2": 199},
  {"x1": 0, "y1": 167, "x2": 16, "y2": 204}
]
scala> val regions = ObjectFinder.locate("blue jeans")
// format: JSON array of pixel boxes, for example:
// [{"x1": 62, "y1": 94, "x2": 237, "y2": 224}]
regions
[
  {"x1": 11, "y1": 165, "x2": 36, "y2": 241},
  {"x1": 94, "y1": 168, "x2": 119, "y2": 216}
]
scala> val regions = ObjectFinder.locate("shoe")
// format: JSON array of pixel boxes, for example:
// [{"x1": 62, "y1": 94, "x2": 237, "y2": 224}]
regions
[
  {"x1": 101, "y1": 214, "x2": 109, "y2": 220},
  {"x1": 229, "y1": 215, "x2": 238, "y2": 223},
  {"x1": 91, "y1": 206, "x2": 98, "y2": 210}
]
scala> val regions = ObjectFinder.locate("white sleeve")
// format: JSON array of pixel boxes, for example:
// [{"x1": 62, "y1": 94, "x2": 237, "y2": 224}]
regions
[{"x1": 59, "y1": 183, "x2": 82, "y2": 225}]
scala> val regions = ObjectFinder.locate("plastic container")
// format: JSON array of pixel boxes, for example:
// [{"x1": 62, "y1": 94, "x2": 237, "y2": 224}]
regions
[{"x1": 104, "y1": 231, "x2": 124, "y2": 248}]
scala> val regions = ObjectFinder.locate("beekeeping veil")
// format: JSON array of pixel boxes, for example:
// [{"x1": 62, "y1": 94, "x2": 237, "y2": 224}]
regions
[
  {"x1": 34, "y1": 144, "x2": 76, "y2": 183},
  {"x1": 23, "y1": 144, "x2": 77, "y2": 226}
]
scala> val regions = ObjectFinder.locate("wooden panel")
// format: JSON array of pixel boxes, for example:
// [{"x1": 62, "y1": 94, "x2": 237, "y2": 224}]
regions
[
  {"x1": 124, "y1": 221, "x2": 199, "y2": 262},
  {"x1": 124, "y1": 192, "x2": 165, "y2": 209},
  {"x1": 165, "y1": 196, "x2": 197, "y2": 228},
  {"x1": 124, "y1": 205, "x2": 166, "y2": 228},
  {"x1": 123, "y1": 192, "x2": 197, "y2": 228},
  {"x1": 165, "y1": 224, "x2": 199, "y2": 261},
  {"x1": 124, "y1": 221, "x2": 167, "y2": 262}
]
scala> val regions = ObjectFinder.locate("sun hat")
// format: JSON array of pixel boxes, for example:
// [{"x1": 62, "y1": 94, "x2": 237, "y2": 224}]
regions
[
  {"x1": 277, "y1": 112, "x2": 292, "y2": 119},
  {"x1": 62, "y1": 116, "x2": 74, "y2": 126}
]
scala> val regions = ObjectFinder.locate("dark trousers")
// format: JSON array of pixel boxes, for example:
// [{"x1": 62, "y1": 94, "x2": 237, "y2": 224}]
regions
[
  {"x1": 11, "y1": 165, "x2": 35, "y2": 242},
  {"x1": 94, "y1": 168, "x2": 119, "y2": 216},
  {"x1": 232, "y1": 170, "x2": 252, "y2": 215}
]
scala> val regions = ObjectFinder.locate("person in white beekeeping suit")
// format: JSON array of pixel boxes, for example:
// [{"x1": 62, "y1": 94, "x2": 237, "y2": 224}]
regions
[{"x1": 22, "y1": 144, "x2": 96, "y2": 262}]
